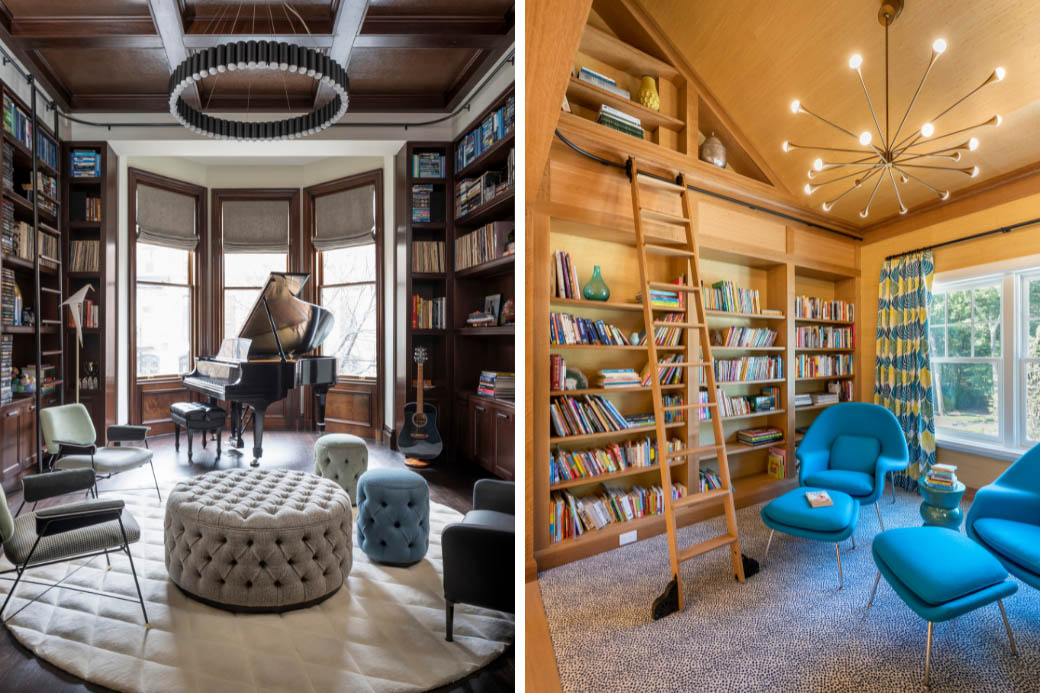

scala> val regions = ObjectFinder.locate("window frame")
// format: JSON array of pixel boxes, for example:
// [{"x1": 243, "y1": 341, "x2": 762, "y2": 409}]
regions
[
  {"x1": 127, "y1": 167, "x2": 207, "y2": 425},
  {"x1": 931, "y1": 259, "x2": 1040, "y2": 457}
]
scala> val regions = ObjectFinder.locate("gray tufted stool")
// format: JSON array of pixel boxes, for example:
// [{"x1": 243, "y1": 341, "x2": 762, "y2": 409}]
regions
[
  {"x1": 313, "y1": 433, "x2": 368, "y2": 505},
  {"x1": 356, "y1": 468, "x2": 430, "y2": 565},
  {"x1": 164, "y1": 468, "x2": 352, "y2": 612}
]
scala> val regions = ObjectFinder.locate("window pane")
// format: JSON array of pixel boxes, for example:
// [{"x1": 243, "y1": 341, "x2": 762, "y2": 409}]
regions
[
  {"x1": 136, "y1": 284, "x2": 191, "y2": 376},
  {"x1": 224, "y1": 252, "x2": 286, "y2": 287},
  {"x1": 929, "y1": 327, "x2": 945, "y2": 357},
  {"x1": 322, "y1": 284, "x2": 377, "y2": 378},
  {"x1": 947, "y1": 325, "x2": 971, "y2": 357},
  {"x1": 1027, "y1": 362, "x2": 1040, "y2": 442},
  {"x1": 225, "y1": 288, "x2": 260, "y2": 338},
  {"x1": 935, "y1": 362, "x2": 998, "y2": 438},
  {"x1": 136, "y1": 243, "x2": 188, "y2": 284},
  {"x1": 972, "y1": 285, "x2": 1001, "y2": 356},
  {"x1": 947, "y1": 289, "x2": 970, "y2": 323},
  {"x1": 1029, "y1": 320, "x2": 1040, "y2": 357},
  {"x1": 1029, "y1": 279, "x2": 1040, "y2": 317},
  {"x1": 973, "y1": 327, "x2": 993, "y2": 357},
  {"x1": 929, "y1": 292, "x2": 946, "y2": 325},
  {"x1": 323, "y1": 245, "x2": 375, "y2": 285}
]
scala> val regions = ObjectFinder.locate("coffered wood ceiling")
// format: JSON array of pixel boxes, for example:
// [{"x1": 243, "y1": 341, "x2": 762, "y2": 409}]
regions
[
  {"x1": 641, "y1": 0, "x2": 1040, "y2": 230},
  {"x1": 0, "y1": 0, "x2": 514, "y2": 113}
]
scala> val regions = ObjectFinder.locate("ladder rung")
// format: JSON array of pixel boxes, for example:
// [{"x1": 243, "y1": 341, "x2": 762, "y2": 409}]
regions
[
  {"x1": 655, "y1": 360, "x2": 710, "y2": 369},
  {"x1": 667, "y1": 444, "x2": 724, "y2": 459},
  {"x1": 676, "y1": 533, "x2": 737, "y2": 563},
  {"x1": 636, "y1": 172, "x2": 685, "y2": 193},
  {"x1": 653, "y1": 321, "x2": 704, "y2": 329},
  {"x1": 673, "y1": 488, "x2": 730, "y2": 510},
  {"x1": 663, "y1": 402, "x2": 715, "y2": 412},
  {"x1": 644, "y1": 243, "x2": 695, "y2": 258},
  {"x1": 648, "y1": 282, "x2": 699, "y2": 293},
  {"x1": 641, "y1": 208, "x2": 691, "y2": 226}
]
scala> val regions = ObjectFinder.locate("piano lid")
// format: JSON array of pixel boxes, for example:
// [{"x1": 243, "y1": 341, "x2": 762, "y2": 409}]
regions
[{"x1": 238, "y1": 272, "x2": 334, "y2": 359}]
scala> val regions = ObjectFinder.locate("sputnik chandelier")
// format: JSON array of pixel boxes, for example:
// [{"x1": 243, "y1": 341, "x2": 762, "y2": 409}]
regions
[{"x1": 783, "y1": 0, "x2": 1005, "y2": 217}]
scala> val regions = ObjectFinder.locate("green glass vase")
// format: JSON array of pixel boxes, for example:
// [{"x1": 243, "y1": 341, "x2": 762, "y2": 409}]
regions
[{"x1": 583, "y1": 265, "x2": 610, "y2": 301}]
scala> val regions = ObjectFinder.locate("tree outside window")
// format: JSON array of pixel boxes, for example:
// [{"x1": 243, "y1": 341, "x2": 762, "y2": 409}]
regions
[
  {"x1": 136, "y1": 243, "x2": 192, "y2": 377},
  {"x1": 320, "y1": 245, "x2": 377, "y2": 378}
]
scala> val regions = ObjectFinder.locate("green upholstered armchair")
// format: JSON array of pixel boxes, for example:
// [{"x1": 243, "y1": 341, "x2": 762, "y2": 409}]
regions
[{"x1": 39, "y1": 403, "x2": 160, "y2": 502}]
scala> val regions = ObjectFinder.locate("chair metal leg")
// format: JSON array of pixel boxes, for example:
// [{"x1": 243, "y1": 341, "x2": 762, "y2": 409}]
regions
[
  {"x1": 148, "y1": 460, "x2": 162, "y2": 502},
  {"x1": 835, "y1": 543, "x2": 843, "y2": 590},
  {"x1": 118, "y1": 519, "x2": 149, "y2": 628},
  {"x1": 174, "y1": 424, "x2": 180, "y2": 451},
  {"x1": 889, "y1": 471, "x2": 897, "y2": 503},
  {"x1": 103, "y1": 549, "x2": 111, "y2": 570},
  {"x1": 15, "y1": 500, "x2": 24, "y2": 516},
  {"x1": 762, "y1": 529, "x2": 774, "y2": 567},
  {"x1": 445, "y1": 600, "x2": 454, "y2": 642},
  {"x1": 868, "y1": 571, "x2": 881, "y2": 607},
  {"x1": 924, "y1": 622, "x2": 933, "y2": 688},
  {"x1": 849, "y1": 535, "x2": 856, "y2": 551},
  {"x1": 1, "y1": 535, "x2": 42, "y2": 622},
  {"x1": 875, "y1": 502, "x2": 886, "y2": 532},
  {"x1": 187, "y1": 431, "x2": 193, "y2": 462},
  {"x1": 998, "y1": 600, "x2": 1017, "y2": 656}
]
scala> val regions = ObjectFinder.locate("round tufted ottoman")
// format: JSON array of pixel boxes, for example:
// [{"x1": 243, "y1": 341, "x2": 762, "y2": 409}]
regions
[
  {"x1": 356, "y1": 468, "x2": 430, "y2": 565},
  {"x1": 164, "y1": 468, "x2": 352, "y2": 613},
  {"x1": 313, "y1": 433, "x2": 368, "y2": 505}
]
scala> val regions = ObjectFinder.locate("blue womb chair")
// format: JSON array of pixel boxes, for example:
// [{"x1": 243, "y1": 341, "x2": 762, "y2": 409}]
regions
[
  {"x1": 966, "y1": 442, "x2": 1040, "y2": 591},
  {"x1": 796, "y1": 402, "x2": 909, "y2": 532}
]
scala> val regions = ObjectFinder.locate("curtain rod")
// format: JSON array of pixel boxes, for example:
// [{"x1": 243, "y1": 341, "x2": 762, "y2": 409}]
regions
[
  {"x1": 553, "y1": 129, "x2": 863, "y2": 242},
  {"x1": 884, "y1": 217, "x2": 1040, "y2": 261}
]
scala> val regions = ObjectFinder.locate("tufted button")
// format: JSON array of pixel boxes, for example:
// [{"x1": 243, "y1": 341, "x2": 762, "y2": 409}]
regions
[
  {"x1": 246, "y1": 581, "x2": 252, "y2": 588},
  {"x1": 380, "y1": 540, "x2": 386, "y2": 546},
  {"x1": 381, "y1": 502, "x2": 387, "y2": 507},
  {"x1": 259, "y1": 561, "x2": 266, "y2": 568},
  {"x1": 231, "y1": 559, "x2": 237, "y2": 566},
  {"x1": 275, "y1": 581, "x2": 281, "y2": 587}
]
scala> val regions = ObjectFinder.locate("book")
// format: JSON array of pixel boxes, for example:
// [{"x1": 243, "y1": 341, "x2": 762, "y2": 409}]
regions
[
  {"x1": 806, "y1": 490, "x2": 834, "y2": 508},
  {"x1": 767, "y1": 447, "x2": 786, "y2": 479}
]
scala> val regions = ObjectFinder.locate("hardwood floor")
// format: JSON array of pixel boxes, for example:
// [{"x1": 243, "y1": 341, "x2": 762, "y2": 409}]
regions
[{"x1": 0, "y1": 431, "x2": 514, "y2": 693}]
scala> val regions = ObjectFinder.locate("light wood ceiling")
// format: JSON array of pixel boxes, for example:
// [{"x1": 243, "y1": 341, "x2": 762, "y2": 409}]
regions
[{"x1": 642, "y1": 0, "x2": 1040, "y2": 230}]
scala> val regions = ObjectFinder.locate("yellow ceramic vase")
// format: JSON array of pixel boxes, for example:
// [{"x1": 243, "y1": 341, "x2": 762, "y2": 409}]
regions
[{"x1": 637, "y1": 75, "x2": 660, "y2": 111}]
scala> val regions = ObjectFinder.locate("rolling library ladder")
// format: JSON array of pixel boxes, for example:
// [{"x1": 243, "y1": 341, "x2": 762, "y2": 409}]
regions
[{"x1": 628, "y1": 158, "x2": 746, "y2": 618}]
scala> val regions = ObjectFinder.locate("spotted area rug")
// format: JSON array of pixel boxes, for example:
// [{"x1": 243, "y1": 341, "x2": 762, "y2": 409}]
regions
[
  {"x1": 0, "y1": 484, "x2": 513, "y2": 692},
  {"x1": 539, "y1": 490, "x2": 1040, "y2": 692}
]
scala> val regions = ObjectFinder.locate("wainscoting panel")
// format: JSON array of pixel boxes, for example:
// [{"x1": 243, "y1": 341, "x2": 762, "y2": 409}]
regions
[{"x1": 325, "y1": 379, "x2": 380, "y2": 440}]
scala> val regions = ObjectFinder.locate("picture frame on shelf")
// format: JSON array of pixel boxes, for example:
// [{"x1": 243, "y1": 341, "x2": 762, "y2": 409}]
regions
[{"x1": 484, "y1": 293, "x2": 502, "y2": 322}]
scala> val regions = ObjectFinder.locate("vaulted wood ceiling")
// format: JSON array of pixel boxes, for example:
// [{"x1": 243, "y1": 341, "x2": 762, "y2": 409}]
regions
[
  {"x1": 642, "y1": 0, "x2": 1040, "y2": 230},
  {"x1": 0, "y1": 0, "x2": 514, "y2": 113}
]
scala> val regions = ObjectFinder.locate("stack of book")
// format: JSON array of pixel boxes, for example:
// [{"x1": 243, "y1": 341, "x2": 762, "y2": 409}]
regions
[
  {"x1": 3, "y1": 95, "x2": 31, "y2": 150},
  {"x1": 70, "y1": 298, "x2": 98, "y2": 328},
  {"x1": 9, "y1": 223, "x2": 57, "y2": 262},
  {"x1": 839, "y1": 381, "x2": 854, "y2": 401},
  {"x1": 596, "y1": 105, "x2": 643, "y2": 139},
  {"x1": 576, "y1": 66, "x2": 630, "y2": 98},
  {"x1": 549, "y1": 354, "x2": 567, "y2": 392},
  {"x1": 552, "y1": 249, "x2": 582, "y2": 299},
  {"x1": 1, "y1": 268, "x2": 16, "y2": 326},
  {"x1": 466, "y1": 310, "x2": 496, "y2": 327},
  {"x1": 411, "y1": 152, "x2": 445, "y2": 178},
  {"x1": 925, "y1": 463, "x2": 959, "y2": 487},
  {"x1": 477, "y1": 371, "x2": 514, "y2": 400},
  {"x1": 811, "y1": 392, "x2": 839, "y2": 405},
  {"x1": 411, "y1": 184, "x2": 435, "y2": 223},
  {"x1": 636, "y1": 312, "x2": 685, "y2": 347},
  {"x1": 411, "y1": 240, "x2": 445, "y2": 273},
  {"x1": 70, "y1": 240, "x2": 99, "y2": 272},
  {"x1": 641, "y1": 354, "x2": 685, "y2": 387},
  {"x1": 455, "y1": 221, "x2": 513, "y2": 270},
  {"x1": 702, "y1": 280, "x2": 764, "y2": 314},
  {"x1": 550, "y1": 312, "x2": 629, "y2": 346},
  {"x1": 81, "y1": 196, "x2": 102, "y2": 222},
  {"x1": 714, "y1": 356, "x2": 783, "y2": 382},
  {"x1": 455, "y1": 170, "x2": 506, "y2": 217},
  {"x1": 795, "y1": 325, "x2": 855, "y2": 349},
  {"x1": 594, "y1": 368, "x2": 640, "y2": 388},
  {"x1": 711, "y1": 326, "x2": 778, "y2": 348},
  {"x1": 795, "y1": 296, "x2": 855, "y2": 322},
  {"x1": 0, "y1": 334, "x2": 11, "y2": 404},
  {"x1": 455, "y1": 93, "x2": 514, "y2": 171},
  {"x1": 411, "y1": 294, "x2": 445, "y2": 329},
  {"x1": 637, "y1": 276, "x2": 686, "y2": 309},
  {"x1": 700, "y1": 469, "x2": 723, "y2": 492},
  {"x1": 1, "y1": 200, "x2": 15, "y2": 256},
  {"x1": 549, "y1": 436, "x2": 683, "y2": 484},
  {"x1": 767, "y1": 447, "x2": 787, "y2": 479},
  {"x1": 736, "y1": 427, "x2": 783, "y2": 446},
  {"x1": 550, "y1": 394, "x2": 629, "y2": 437},
  {"x1": 1, "y1": 144, "x2": 11, "y2": 191},
  {"x1": 794, "y1": 393, "x2": 813, "y2": 408},
  {"x1": 36, "y1": 132, "x2": 57, "y2": 170},
  {"x1": 71, "y1": 149, "x2": 101, "y2": 178}
]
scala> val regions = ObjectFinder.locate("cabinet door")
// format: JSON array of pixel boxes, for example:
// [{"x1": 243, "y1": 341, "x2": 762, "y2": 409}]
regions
[
  {"x1": 1, "y1": 404, "x2": 22, "y2": 482},
  {"x1": 454, "y1": 395, "x2": 471, "y2": 460},
  {"x1": 493, "y1": 407, "x2": 514, "y2": 481},
  {"x1": 469, "y1": 398, "x2": 494, "y2": 473},
  {"x1": 19, "y1": 401, "x2": 37, "y2": 471}
]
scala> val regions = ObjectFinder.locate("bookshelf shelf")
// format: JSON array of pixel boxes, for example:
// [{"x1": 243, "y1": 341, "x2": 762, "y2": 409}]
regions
[
  {"x1": 411, "y1": 272, "x2": 446, "y2": 280},
  {"x1": 454, "y1": 189, "x2": 515, "y2": 229},
  {"x1": 565, "y1": 77, "x2": 685, "y2": 132},
  {"x1": 549, "y1": 384, "x2": 686, "y2": 396},
  {"x1": 795, "y1": 347, "x2": 854, "y2": 353},
  {"x1": 578, "y1": 24, "x2": 679, "y2": 80},
  {"x1": 458, "y1": 326, "x2": 514, "y2": 336},
  {"x1": 550, "y1": 460, "x2": 685, "y2": 491},
  {"x1": 721, "y1": 409, "x2": 786, "y2": 422},
  {"x1": 549, "y1": 344, "x2": 685, "y2": 351},
  {"x1": 455, "y1": 131, "x2": 515, "y2": 179},
  {"x1": 702, "y1": 439, "x2": 787, "y2": 458},
  {"x1": 795, "y1": 402, "x2": 840, "y2": 412},
  {"x1": 550, "y1": 297, "x2": 684, "y2": 312},
  {"x1": 710, "y1": 345, "x2": 784, "y2": 352},
  {"x1": 705, "y1": 310, "x2": 785, "y2": 320},
  {"x1": 715, "y1": 378, "x2": 785, "y2": 387},
  {"x1": 794, "y1": 317, "x2": 855, "y2": 325},
  {"x1": 2, "y1": 254, "x2": 58, "y2": 275},
  {"x1": 455, "y1": 254, "x2": 514, "y2": 278},
  {"x1": 796, "y1": 374, "x2": 854, "y2": 381}
]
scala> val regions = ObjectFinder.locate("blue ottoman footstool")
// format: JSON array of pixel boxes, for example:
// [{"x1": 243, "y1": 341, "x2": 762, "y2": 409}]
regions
[
  {"x1": 761, "y1": 486, "x2": 858, "y2": 590},
  {"x1": 356, "y1": 468, "x2": 430, "y2": 565},
  {"x1": 869, "y1": 527, "x2": 1018, "y2": 688}
]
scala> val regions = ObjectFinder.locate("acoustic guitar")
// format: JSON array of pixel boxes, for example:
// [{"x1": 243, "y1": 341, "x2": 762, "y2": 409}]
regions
[{"x1": 399, "y1": 346, "x2": 443, "y2": 459}]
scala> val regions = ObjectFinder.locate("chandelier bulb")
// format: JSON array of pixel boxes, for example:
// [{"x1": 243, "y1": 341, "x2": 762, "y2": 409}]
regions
[
  {"x1": 812, "y1": 158, "x2": 824, "y2": 171},
  {"x1": 790, "y1": 100, "x2": 801, "y2": 114},
  {"x1": 952, "y1": 151, "x2": 961, "y2": 162},
  {"x1": 995, "y1": 67, "x2": 1006, "y2": 81},
  {"x1": 859, "y1": 131, "x2": 872, "y2": 146},
  {"x1": 859, "y1": 209, "x2": 869, "y2": 218},
  {"x1": 932, "y1": 39, "x2": 947, "y2": 54},
  {"x1": 821, "y1": 202, "x2": 833, "y2": 212},
  {"x1": 968, "y1": 137, "x2": 979, "y2": 151},
  {"x1": 970, "y1": 166, "x2": 979, "y2": 178},
  {"x1": 900, "y1": 174, "x2": 909, "y2": 184},
  {"x1": 899, "y1": 205, "x2": 908, "y2": 215},
  {"x1": 994, "y1": 114, "x2": 1003, "y2": 126},
  {"x1": 920, "y1": 122, "x2": 935, "y2": 138},
  {"x1": 804, "y1": 183, "x2": 813, "y2": 195},
  {"x1": 807, "y1": 169, "x2": 816, "y2": 179},
  {"x1": 941, "y1": 191, "x2": 950, "y2": 200},
  {"x1": 782, "y1": 141, "x2": 791, "y2": 153},
  {"x1": 849, "y1": 54, "x2": 863, "y2": 70}
]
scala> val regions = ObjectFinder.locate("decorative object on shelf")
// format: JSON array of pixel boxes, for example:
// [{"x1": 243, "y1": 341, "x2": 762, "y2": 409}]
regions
[
  {"x1": 484, "y1": 293, "x2": 502, "y2": 323},
  {"x1": 784, "y1": 0, "x2": 1005, "y2": 217},
  {"x1": 699, "y1": 132, "x2": 727, "y2": 168},
  {"x1": 62, "y1": 284, "x2": 93, "y2": 402},
  {"x1": 565, "y1": 368, "x2": 588, "y2": 391},
  {"x1": 500, "y1": 298, "x2": 515, "y2": 326},
  {"x1": 20, "y1": 306, "x2": 32, "y2": 326},
  {"x1": 637, "y1": 75, "x2": 660, "y2": 111},
  {"x1": 582, "y1": 265, "x2": 610, "y2": 301},
  {"x1": 167, "y1": 40, "x2": 349, "y2": 141}
]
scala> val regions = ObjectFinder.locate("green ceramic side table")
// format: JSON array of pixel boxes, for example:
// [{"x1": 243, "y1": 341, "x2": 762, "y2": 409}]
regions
[{"x1": 919, "y1": 479, "x2": 967, "y2": 530}]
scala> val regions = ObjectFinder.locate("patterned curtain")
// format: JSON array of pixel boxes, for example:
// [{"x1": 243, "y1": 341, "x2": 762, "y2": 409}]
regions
[{"x1": 874, "y1": 251, "x2": 936, "y2": 486}]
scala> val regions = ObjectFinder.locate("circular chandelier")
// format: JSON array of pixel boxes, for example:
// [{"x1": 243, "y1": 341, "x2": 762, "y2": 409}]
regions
[
  {"x1": 168, "y1": 40, "x2": 349, "y2": 141},
  {"x1": 783, "y1": 0, "x2": 1005, "y2": 218}
]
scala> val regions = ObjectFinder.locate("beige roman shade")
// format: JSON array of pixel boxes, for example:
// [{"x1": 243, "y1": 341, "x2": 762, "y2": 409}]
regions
[
  {"x1": 136, "y1": 184, "x2": 197, "y2": 250},
  {"x1": 222, "y1": 199, "x2": 290, "y2": 253},
  {"x1": 313, "y1": 184, "x2": 376, "y2": 251}
]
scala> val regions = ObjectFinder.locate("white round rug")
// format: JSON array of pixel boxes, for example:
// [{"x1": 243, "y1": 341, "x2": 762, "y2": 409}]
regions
[{"x1": 0, "y1": 483, "x2": 513, "y2": 692}]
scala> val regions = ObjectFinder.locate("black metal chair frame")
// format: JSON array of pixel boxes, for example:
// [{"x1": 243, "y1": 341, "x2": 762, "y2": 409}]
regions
[{"x1": 48, "y1": 424, "x2": 161, "y2": 503}]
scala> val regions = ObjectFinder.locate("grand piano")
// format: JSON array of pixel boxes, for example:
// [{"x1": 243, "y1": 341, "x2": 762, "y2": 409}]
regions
[{"x1": 182, "y1": 272, "x2": 337, "y2": 466}]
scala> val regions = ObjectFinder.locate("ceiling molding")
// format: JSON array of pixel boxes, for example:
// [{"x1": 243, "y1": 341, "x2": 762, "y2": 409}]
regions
[
  {"x1": 11, "y1": 16, "x2": 157, "y2": 37},
  {"x1": 69, "y1": 91, "x2": 448, "y2": 113},
  {"x1": 0, "y1": 2, "x2": 69, "y2": 110},
  {"x1": 445, "y1": 24, "x2": 514, "y2": 111}
]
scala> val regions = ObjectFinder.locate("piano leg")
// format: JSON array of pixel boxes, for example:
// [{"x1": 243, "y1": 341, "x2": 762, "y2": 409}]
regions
[
  {"x1": 231, "y1": 401, "x2": 244, "y2": 449},
  {"x1": 250, "y1": 404, "x2": 267, "y2": 467},
  {"x1": 315, "y1": 385, "x2": 330, "y2": 433}
]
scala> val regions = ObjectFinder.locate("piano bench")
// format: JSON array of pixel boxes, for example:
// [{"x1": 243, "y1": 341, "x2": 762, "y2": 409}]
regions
[{"x1": 170, "y1": 402, "x2": 226, "y2": 463}]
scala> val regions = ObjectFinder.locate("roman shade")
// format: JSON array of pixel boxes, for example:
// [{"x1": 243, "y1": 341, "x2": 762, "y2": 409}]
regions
[
  {"x1": 313, "y1": 184, "x2": 376, "y2": 251},
  {"x1": 222, "y1": 199, "x2": 290, "y2": 253},
  {"x1": 135, "y1": 184, "x2": 197, "y2": 250}
]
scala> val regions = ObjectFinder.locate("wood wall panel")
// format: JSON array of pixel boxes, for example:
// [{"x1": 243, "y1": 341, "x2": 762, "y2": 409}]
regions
[
  {"x1": 137, "y1": 380, "x2": 192, "y2": 435},
  {"x1": 790, "y1": 226, "x2": 857, "y2": 269},
  {"x1": 325, "y1": 380, "x2": 380, "y2": 439}
]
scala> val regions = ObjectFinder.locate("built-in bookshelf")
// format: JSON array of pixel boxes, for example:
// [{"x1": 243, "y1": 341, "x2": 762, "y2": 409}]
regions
[{"x1": 61, "y1": 141, "x2": 116, "y2": 442}]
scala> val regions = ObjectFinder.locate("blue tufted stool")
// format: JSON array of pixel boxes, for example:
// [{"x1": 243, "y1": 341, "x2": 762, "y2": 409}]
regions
[
  {"x1": 869, "y1": 527, "x2": 1019, "y2": 688},
  {"x1": 356, "y1": 468, "x2": 430, "y2": 565},
  {"x1": 314, "y1": 434, "x2": 368, "y2": 505}
]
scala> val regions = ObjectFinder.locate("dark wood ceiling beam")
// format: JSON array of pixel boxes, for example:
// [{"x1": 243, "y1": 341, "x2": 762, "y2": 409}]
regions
[
  {"x1": 18, "y1": 36, "x2": 165, "y2": 49},
  {"x1": 182, "y1": 17, "x2": 335, "y2": 38},
  {"x1": 354, "y1": 34, "x2": 502, "y2": 50},
  {"x1": 314, "y1": 0, "x2": 369, "y2": 111},
  {"x1": 69, "y1": 92, "x2": 447, "y2": 113},
  {"x1": 445, "y1": 25, "x2": 514, "y2": 112},
  {"x1": 0, "y1": 2, "x2": 70, "y2": 110},
  {"x1": 10, "y1": 16, "x2": 157, "y2": 37},
  {"x1": 146, "y1": 0, "x2": 199, "y2": 108},
  {"x1": 360, "y1": 15, "x2": 511, "y2": 36},
  {"x1": 182, "y1": 34, "x2": 334, "y2": 50}
]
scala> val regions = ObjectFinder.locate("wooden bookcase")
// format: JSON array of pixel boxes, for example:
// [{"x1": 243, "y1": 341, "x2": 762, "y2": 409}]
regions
[
  {"x1": 394, "y1": 141, "x2": 455, "y2": 460},
  {"x1": 0, "y1": 85, "x2": 64, "y2": 490},
  {"x1": 61, "y1": 141, "x2": 116, "y2": 443},
  {"x1": 452, "y1": 85, "x2": 515, "y2": 480}
]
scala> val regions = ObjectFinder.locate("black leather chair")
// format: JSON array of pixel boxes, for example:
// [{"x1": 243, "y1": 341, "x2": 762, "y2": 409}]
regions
[{"x1": 442, "y1": 479, "x2": 514, "y2": 641}]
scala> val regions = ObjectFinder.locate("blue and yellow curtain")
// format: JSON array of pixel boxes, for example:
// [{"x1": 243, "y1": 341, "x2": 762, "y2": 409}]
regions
[{"x1": 874, "y1": 251, "x2": 936, "y2": 483}]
